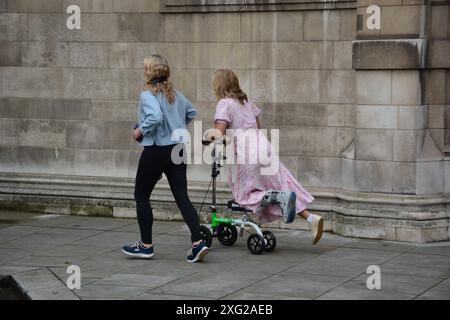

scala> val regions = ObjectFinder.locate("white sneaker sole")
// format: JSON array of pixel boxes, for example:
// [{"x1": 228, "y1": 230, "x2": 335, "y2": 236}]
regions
[
  {"x1": 187, "y1": 247, "x2": 209, "y2": 263},
  {"x1": 121, "y1": 249, "x2": 154, "y2": 259}
]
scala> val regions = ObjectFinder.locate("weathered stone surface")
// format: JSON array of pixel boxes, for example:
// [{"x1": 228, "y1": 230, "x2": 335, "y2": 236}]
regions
[
  {"x1": 62, "y1": 0, "x2": 114, "y2": 13},
  {"x1": 398, "y1": 105, "x2": 427, "y2": 129},
  {"x1": 392, "y1": 71, "x2": 422, "y2": 105},
  {"x1": 63, "y1": 68, "x2": 119, "y2": 99},
  {"x1": 2, "y1": 67, "x2": 63, "y2": 98},
  {"x1": 186, "y1": 42, "x2": 267, "y2": 70},
  {"x1": 355, "y1": 129, "x2": 393, "y2": 161},
  {"x1": 240, "y1": 11, "x2": 304, "y2": 42},
  {"x1": 114, "y1": 0, "x2": 160, "y2": 12},
  {"x1": 0, "y1": 98, "x2": 92, "y2": 120},
  {"x1": 165, "y1": 13, "x2": 240, "y2": 42},
  {"x1": 118, "y1": 13, "x2": 164, "y2": 42},
  {"x1": 393, "y1": 130, "x2": 423, "y2": 161},
  {"x1": 326, "y1": 70, "x2": 355, "y2": 103},
  {"x1": 304, "y1": 10, "x2": 341, "y2": 41},
  {"x1": 356, "y1": 105, "x2": 398, "y2": 129},
  {"x1": 356, "y1": 71, "x2": 391, "y2": 105},
  {"x1": 380, "y1": 5, "x2": 422, "y2": 37},
  {"x1": 417, "y1": 161, "x2": 444, "y2": 194},
  {"x1": 21, "y1": 42, "x2": 69, "y2": 67},
  {"x1": 333, "y1": 41, "x2": 353, "y2": 69},
  {"x1": 109, "y1": 43, "x2": 186, "y2": 69},
  {"x1": 6, "y1": 0, "x2": 63, "y2": 12},
  {"x1": 353, "y1": 39, "x2": 426, "y2": 70},
  {"x1": 430, "y1": 40, "x2": 450, "y2": 68},
  {"x1": 69, "y1": 43, "x2": 109, "y2": 68},
  {"x1": 0, "y1": 40, "x2": 21, "y2": 66}
]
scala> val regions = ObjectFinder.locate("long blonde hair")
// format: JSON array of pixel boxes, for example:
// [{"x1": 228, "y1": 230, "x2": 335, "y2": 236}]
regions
[
  {"x1": 213, "y1": 69, "x2": 248, "y2": 105},
  {"x1": 144, "y1": 54, "x2": 176, "y2": 104}
]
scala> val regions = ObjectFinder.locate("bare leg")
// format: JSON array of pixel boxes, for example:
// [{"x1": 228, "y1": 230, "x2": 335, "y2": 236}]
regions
[{"x1": 298, "y1": 209, "x2": 310, "y2": 220}]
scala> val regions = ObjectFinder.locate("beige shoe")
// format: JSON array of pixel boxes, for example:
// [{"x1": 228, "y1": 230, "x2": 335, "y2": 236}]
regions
[{"x1": 309, "y1": 214, "x2": 324, "y2": 245}]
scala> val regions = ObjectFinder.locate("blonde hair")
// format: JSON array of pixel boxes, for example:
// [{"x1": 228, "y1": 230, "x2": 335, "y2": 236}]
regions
[
  {"x1": 213, "y1": 69, "x2": 248, "y2": 105},
  {"x1": 144, "y1": 54, "x2": 176, "y2": 104}
]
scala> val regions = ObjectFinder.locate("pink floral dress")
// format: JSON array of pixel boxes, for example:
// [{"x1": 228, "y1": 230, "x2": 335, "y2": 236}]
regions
[{"x1": 214, "y1": 98, "x2": 314, "y2": 224}]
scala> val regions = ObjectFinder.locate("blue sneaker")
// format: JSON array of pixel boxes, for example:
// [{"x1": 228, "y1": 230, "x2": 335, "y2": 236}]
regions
[
  {"x1": 122, "y1": 241, "x2": 154, "y2": 259},
  {"x1": 186, "y1": 241, "x2": 209, "y2": 263}
]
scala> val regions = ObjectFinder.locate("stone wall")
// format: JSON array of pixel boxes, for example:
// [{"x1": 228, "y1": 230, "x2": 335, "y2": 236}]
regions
[{"x1": 0, "y1": 0, "x2": 448, "y2": 242}]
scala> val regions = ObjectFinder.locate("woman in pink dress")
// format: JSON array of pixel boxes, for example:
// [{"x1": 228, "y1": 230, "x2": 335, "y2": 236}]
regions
[{"x1": 206, "y1": 69, "x2": 324, "y2": 244}]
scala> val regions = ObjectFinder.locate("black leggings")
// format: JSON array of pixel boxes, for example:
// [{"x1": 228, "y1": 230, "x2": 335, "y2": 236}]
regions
[{"x1": 134, "y1": 144, "x2": 202, "y2": 244}]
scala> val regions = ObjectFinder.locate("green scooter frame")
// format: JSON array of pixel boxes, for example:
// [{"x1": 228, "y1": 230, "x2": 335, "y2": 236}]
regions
[{"x1": 199, "y1": 139, "x2": 277, "y2": 255}]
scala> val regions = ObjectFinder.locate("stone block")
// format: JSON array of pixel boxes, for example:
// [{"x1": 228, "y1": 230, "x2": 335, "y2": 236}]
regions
[
  {"x1": 355, "y1": 129, "x2": 393, "y2": 161},
  {"x1": 261, "y1": 103, "x2": 328, "y2": 127},
  {"x1": 392, "y1": 161, "x2": 417, "y2": 193},
  {"x1": 428, "y1": 105, "x2": 445, "y2": 129},
  {"x1": 340, "y1": 9, "x2": 356, "y2": 40},
  {"x1": 65, "y1": 120, "x2": 133, "y2": 150},
  {"x1": 186, "y1": 42, "x2": 267, "y2": 70},
  {"x1": 0, "y1": 13, "x2": 28, "y2": 41},
  {"x1": 72, "y1": 149, "x2": 129, "y2": 177},
  {"x1": 354, "y1": 160, "x2": 395, "y2": 193},
  {"x1": 431, "y1": 40, "x2": 450, "y2": 68},
  {"x1": 431, "y1": 5, "x2": 449, "y2": 39},
  {"x1": 0, "y1": 40, "x2": 21, "y2": 66},
  {"x1": 280, "y1": 127, "x2": 338, "y2": 157},
  {"x1": 393, "y1": 130, "x2": 423, "y2": 162},
  {"x1": 296, "y1": 156, "x2": 342, "y2": 188},
  {"x1": 0, "y1": 97, "x2": 92, "y2": 120},
  {"x1": 16, "y1": 119, "x2": 66, "y2": 148},
  {"x1": 337, "y1": 127, "x2": 355, "y2": 154},
  {"x1": 92, "y1": 100, "x2": 137, "y2": 121},
  {"x1": 355, "y1": 105, "x2": 398, "y2": 129},
  {"x1": 326, "y1": 70, "x2": 355, "y2": 104},
  {"x1": 345, "y1": 104, "x2": 356, "y2": 127},
  {"x1": 6, "y1": 0, "x2": 63, "y2": 12},
  {"x1": 16, "y1": 146, "x2": 75, "y2": 175},
  {"x1": 353, "y1": 39, "x2": 426, "y2": 70},
  {"x1": 398, "y1": 105, "x2": 427, "y2": 129},
  {"x1": 424, "y1": 70, "x2": 446, "y2": 105},
  {"x1": 396, "y1": 228, "x2": 448, "y2": 243},
  {"x1": 417, "y1": 161, "x2": 444, "y2": 194},
  {"x1": 63, "y1": 68, "x2": 119, "y2": 99},
  {"x1": 380, "y1": 5, "x2": 421, "y2": 37},
  {"x1": 165, "y1": 13, "x2": 240, "y2": 42},
  {"x1": 69, "y1": 43, "x2": 109, "y2": 68},
  {"x1": 240, "y1": 11, "x2": 304, "y2": 42},
  {"x1": 62, "y1": 0, "x2": 114, "y2": 12},
  {"x1": 109, "y1": 43, "x2": 186, "y2": 69},
  {"x1": 0, "y1": 0, "x2": 5, "y2": 12},
  {"x1": 356, "y1": 71, "x2": 391, "y2": 105},
  {"x1": 113, "y1": 207, "x2": 136, "y2": 218},
  {"x1": 445, "y1": 159, "x2": 450, "y2": 193},
  {"x1": 335, "y1": 222, "x2": 396, "y2": 241},
  {"x1": 327, "y1": 104, "x2": 347, "y2": 127},
  {"x1": 27, "y1": 13, "x2": 119, "y2": 42},
  {"x1": 118, "y1": 13, "x2": 164, "y2": 42},
  {"x1": 392, "y1": 71, "x2": 422, "y2": 105},
  {"x1": 2, "y1": 67, "x2": 63, "y2": 98},
  {"x1": 304, "y1": 10, "x2": 341, "y2": 41},
  {"x1": 21, "y1": 42, "x2": 69, "y2": 67},
  {"x1": 333, "y1": 41, "x2": 352, "y2": 69},
  {"x1": 114, "y1": 0, "x2": 160, "y2": 12}
]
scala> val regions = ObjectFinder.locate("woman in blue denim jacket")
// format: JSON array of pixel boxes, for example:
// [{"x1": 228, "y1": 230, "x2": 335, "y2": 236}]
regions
[{"x1": 122, "y1": 55, "x2": 208, "y2": 263}]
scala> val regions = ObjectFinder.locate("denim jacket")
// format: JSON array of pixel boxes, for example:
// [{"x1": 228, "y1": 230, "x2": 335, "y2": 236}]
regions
[{"x1": 137, "y1": 90, "x2": 197, "y2": 146}]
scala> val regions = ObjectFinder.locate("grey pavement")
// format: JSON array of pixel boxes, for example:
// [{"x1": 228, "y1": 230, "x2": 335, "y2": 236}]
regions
[{"x1": 0, "y1": 210, "x2": 449, "y2": 300}]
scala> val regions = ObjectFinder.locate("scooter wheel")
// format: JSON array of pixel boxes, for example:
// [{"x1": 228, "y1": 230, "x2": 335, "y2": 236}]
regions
[
  {"x1": 262, "y1": 231, "x2": 277, "y2": 252},
  {"x1": 200, "y1": 225, "x2": 213, "y2": 248},
  {"x1": 247, "y1": 234, "x2": 265, "y2": 255},
  {"x1": 217, "y1": 224, "x2": 238, "y2": 246}
]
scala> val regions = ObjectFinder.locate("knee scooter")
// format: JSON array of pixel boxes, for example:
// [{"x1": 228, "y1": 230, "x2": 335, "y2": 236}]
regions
[{"x1": 199, "y1": 138, "x2": 277, "y2": 255}]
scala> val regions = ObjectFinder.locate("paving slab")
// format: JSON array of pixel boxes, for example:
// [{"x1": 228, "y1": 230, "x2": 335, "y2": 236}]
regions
[{"x1": 0, "y1": 211, "x2": 449, "y2": 300}]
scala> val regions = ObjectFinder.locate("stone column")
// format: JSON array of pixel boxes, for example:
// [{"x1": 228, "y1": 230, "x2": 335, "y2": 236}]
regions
[{"x1": 352, "y1": 0, "x2": 449, "y2": 241}]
